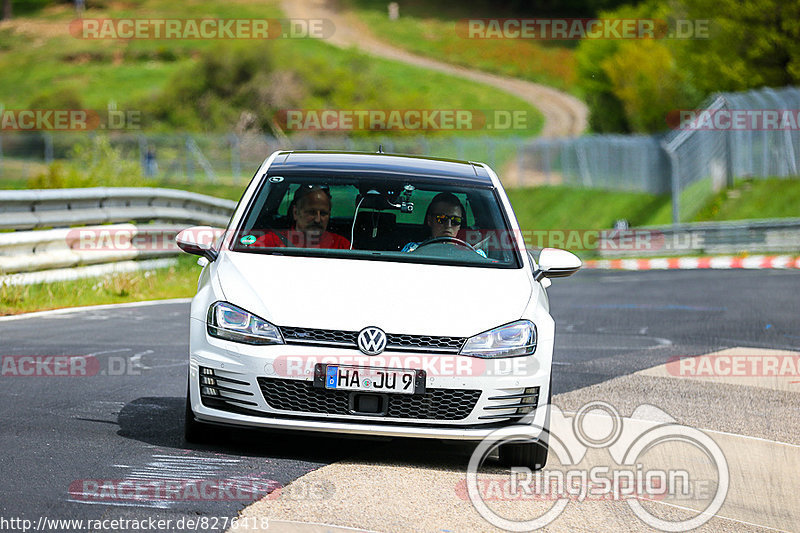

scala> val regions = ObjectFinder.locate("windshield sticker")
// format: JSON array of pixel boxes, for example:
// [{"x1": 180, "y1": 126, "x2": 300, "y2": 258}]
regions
[{"x1": 240, "y1": 235, "x2": 257, "y2": 245}]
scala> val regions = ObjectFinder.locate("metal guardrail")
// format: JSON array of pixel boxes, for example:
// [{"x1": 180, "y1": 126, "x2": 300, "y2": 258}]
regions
[
  {"x1": 0, "y1": 188, "x2": 235, "y2": 285},
  {"x1": 0, "y1": 223, "x2": 185, "y2": 274},
  {"x1": 598, "y1": 218, "x2": 800, "y2": 257},
  {"x1": 0, "y1": 187, "x2": 235, "y2": 230}
]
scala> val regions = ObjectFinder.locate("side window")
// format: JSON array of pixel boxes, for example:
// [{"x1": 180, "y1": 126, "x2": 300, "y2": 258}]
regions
[
  {"x1": 463, "y1": 197, "x2": 476, "y2": 228},
  {"x1": 330, "y1": 186, "x2": 360, "y2": 218},
  {"x1": 277, "y1": 188, "x2": 294, "y2": 217}
]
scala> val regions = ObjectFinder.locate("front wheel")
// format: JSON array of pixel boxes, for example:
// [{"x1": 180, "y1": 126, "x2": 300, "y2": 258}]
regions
[
  {"x1": 184, "y1": 377, "x2": 214, "y2": 443},
  {"x1": 498, "y1": 438, "x2": 549, "y2": 470},
  {"x1": 498, "y1": 377, "x2": 552, "y2": 470}
]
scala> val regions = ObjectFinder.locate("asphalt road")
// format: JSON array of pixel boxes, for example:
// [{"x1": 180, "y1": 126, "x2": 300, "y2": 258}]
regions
[
  {"x1": 548, "y1": 268, "x2": 800, "y2": 395},
  {"x1": 0, "y1": 269, "x2": 797, "y2": 532}
]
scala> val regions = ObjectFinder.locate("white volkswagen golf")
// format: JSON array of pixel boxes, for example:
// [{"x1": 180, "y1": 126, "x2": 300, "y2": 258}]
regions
[{"x1": 177, "y1": 151, "x2": 580, "y2": 469}]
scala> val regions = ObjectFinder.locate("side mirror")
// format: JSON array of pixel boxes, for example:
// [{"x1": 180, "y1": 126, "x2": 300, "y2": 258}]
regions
[
  {"x1": 176, "y1": 226, "x2": 223, "y2": 262},
  {"x1": 534, "y1": 248, "x2": 581, "y2": 281}
]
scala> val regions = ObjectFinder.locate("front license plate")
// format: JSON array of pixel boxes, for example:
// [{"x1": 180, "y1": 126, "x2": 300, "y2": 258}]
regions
[{"x1": 314, "y1": 364, "x2": 425, "y2": 395}]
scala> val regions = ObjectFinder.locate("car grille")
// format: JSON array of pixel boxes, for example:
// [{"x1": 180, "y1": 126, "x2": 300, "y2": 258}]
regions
[
  {"x1": 279, "y1": 326, "x2": 465, "y2": 353},
  {"x1": 257, "y1": 377, "x2": 481, "y2": 420}
]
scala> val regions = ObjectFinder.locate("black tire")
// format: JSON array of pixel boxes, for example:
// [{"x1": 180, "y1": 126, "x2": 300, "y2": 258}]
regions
[
  {"x1": 184, "y1": 378, "x2": 211, "y2": 443},
  {"x1": 498, "y1": 377, "x2": 553, "y2": 471},
  {"x1": 498, "y1": 437, "x2": 549, "y2": 471}
]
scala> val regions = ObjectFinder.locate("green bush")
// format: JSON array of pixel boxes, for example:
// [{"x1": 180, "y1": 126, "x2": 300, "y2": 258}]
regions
[
  {"x1": 145, "y1": 40, "x2": 419, "y2": 135},
  {"x1": 577, "y1": 0, "x2": 800, "y2": 133},
  {"x1": 575, "y1": 1, "x2": 701, "y2": 134},
  {"x1": 576, "y1": 33, "x2": 630, "y2": 133},
  {"x1": 28, "y1": 87, "x2": 85, "y2": 112},
  {"x1": 678, "y1": 0, "x2": 800, "y2": 93},
  {"x1": 29, "y1": 136, "x2": 153, "y2": 188},
  {"x1": 602, "y1": 39, "x2": 699, "y2": 133}
]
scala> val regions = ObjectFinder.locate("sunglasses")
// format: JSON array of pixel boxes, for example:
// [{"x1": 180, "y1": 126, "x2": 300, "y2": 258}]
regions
[{"x1": 431, "y1": 214, "x2": 463, "y2": 226}]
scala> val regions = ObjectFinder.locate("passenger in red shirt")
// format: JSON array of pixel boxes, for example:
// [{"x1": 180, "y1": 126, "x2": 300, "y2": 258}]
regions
[{"x1": 253, "y1": 186, "x2": 350, "y2": 249}]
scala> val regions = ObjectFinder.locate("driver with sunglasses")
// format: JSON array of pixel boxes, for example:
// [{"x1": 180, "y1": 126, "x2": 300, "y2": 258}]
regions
[{"x1": 402, "y1": 192, "x2": 487, "y2": 257}]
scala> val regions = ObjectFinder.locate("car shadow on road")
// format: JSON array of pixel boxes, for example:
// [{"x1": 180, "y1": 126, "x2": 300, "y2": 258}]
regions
[
  {"x1": 116, "y1": 396, "x2": 483, "y2": 468},
  {"x1": 116, "y1": 396, "x2": 493, "y2": 471}
]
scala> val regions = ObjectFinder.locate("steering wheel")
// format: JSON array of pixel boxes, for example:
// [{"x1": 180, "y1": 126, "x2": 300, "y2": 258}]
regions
[{"x1": 415, "y1": 236, "x2": 479, "y2": 252}]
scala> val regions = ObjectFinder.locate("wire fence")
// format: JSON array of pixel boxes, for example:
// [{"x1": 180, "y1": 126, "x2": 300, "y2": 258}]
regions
[
  {"x1": 514, "y1": 135, "x2": 670, "y2": 193},
  {"x1": 662, "y1": 86, "x2": 800, "y2": 222},
  {"x1": 2, "y1": 85, "x2": 799, "y2": 224},
  {"x1": 0, "y1": 131, "x2": 526, "y2": 185}
]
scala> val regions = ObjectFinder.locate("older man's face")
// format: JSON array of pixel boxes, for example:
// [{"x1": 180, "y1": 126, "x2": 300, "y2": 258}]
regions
[{"x1": 293, "y1": 190, "x2": 331, "y2": 238}]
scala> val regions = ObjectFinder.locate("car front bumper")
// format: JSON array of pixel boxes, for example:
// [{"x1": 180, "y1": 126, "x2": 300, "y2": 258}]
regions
[{"x1": 188, "y1": 317, "x2": 553, "y2": 441}]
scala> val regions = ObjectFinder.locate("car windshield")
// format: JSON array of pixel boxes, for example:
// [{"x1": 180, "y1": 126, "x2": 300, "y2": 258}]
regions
[{"x1": 230, "y1": 174, "x2": 521, "y2": 268}]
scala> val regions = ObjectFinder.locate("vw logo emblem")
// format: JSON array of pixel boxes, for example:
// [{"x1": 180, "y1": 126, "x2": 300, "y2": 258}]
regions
[{"x1": 357, "y1": 327, "x2": 387, "y2": 355}]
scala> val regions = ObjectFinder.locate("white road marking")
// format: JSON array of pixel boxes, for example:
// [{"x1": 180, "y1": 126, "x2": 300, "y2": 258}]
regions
[
  {"x1": 130, "y1": 350, "x2": 154, "y2": 370},
  {"x1": 0, "y1": 298, "x2": 191, "y2": 322}
]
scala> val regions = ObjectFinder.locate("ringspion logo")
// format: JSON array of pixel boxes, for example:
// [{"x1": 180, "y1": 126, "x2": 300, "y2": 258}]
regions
[{"x1": 466, "y1": 401, "x2": 729, "y2": 531}]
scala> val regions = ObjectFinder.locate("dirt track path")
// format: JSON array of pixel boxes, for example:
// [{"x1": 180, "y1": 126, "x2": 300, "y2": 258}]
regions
[{"x1": 280, "y1": 0, "x2": 588, "y2": 138}]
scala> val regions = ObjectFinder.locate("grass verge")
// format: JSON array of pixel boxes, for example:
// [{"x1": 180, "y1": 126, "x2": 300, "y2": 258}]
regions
[
  {"x1": 507, "y1": 186, "x2": 670, "y2": 231},
  {"x1": 0, "y1": 0, "x2": 543, "y2": 137},
  {"x1": 346, "y1": 0, "x2": 578, "y2": 93},
  {"x1": 694, "y1": 178, "x2": 800, "y2": 221},
  {"x1": 0, "y1": 255, "x2": 200, "y2": 315}
]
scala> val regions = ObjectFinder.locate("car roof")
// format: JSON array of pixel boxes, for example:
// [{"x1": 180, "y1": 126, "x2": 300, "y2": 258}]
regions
[{"x1": 267, "y1": 151, "x2": 493, "y2": 186}]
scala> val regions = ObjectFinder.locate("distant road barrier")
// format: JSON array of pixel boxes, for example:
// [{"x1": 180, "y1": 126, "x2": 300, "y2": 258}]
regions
[
  {"x1": 0, "y1": 187, "x2": 234, "y2": 230},
  {"x1": 598, "y1": 218, "x2": 800, "y2": 257},
  {"x1": 0, "y1": 188, "x2": 235, "y2": 285}
]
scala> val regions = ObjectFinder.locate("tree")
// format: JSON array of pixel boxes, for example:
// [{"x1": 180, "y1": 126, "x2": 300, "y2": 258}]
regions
[
  {"x1": 603, "y1": 39, "x2": 698, "y2": 133},
  {"x1": 2, "y1": 0, "x2": 12, "y2": 20},
  {"x1": 678, "y1": 0, "x2": 800, "y2": 92},
  {"x1": 576, "y1": 0, "x2": 800, "y2": 133}
]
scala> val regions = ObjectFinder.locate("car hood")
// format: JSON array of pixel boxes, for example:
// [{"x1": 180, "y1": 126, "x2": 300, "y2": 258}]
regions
[{"x1": 214, "y1": 251, "x2": 535, "y2": 338}]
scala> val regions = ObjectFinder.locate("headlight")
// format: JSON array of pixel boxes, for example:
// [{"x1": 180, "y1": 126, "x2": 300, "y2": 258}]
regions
[
  {"x1": 460, "y1": 320, "x2": 536, "y2": 358},
  {"x1": 207, "y1": 302, "x2": 284, "y2": 345}
]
